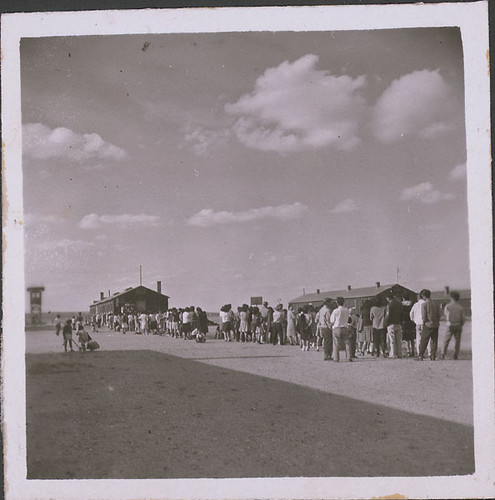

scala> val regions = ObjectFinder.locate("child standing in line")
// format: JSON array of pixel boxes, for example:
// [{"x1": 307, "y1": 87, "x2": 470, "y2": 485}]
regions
[{"x1": 63, "y1": 319, "x2": 75, "y2": 352}]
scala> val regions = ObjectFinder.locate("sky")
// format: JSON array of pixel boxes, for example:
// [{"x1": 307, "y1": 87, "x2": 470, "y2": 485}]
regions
[{"x1": 21, "y1": 28, "x2": 470, "y2": 312}]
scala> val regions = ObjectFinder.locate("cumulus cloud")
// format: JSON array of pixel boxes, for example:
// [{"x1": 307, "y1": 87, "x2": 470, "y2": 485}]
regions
[
  {"x1": 188, "y1": 202, "x2": 309, "y2": 227},
  {"x1": 225, "y1": 54, "x2": 366, "y2": 153},
  {"x1": 182, "y1": 124, "x2": 230, "y2": 156},
  {"x1": 23, "y1": 123, "x2": 128, "y2": 163},
  {"x1": 330, "y1": 198, "x2": 358, "y2": 214},
  {"x1": 371, "y1": 70, "x2": 453, "y2": 142},
  {"x1": 449, "y1": 162, "x2": 467, "y2": 181},
  {"x1": 400, "y1": 182, "x2": 454, "y2": 204},
  {"x1": 79, "y1": 213, "x2": 161, "y2": 230}
]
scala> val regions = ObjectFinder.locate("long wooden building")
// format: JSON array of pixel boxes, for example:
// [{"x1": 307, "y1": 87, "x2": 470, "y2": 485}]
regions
[
  {"x1": 288, "y1": 282, "x2": 417, "y2": 312},
  {"x1": 89, "y1": 282, "x2": 169, "y2": 316}
]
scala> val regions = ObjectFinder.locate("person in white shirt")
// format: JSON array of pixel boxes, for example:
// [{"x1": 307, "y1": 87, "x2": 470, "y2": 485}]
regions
[
  {"x1": 370, "y1": 298, "x2": 387, "y2": 357},
  {"x1": 330, "y1": 297, "x2": 351, "y2": 362},
  {"x1": 409, "y1": 297, "x2": 430, "y2": 356},
  {"x1": 220, "y1": 304, "x2": 235, "y2": 341},
  {"x1": 317, "y1": 298, "x2": 333, "y2": 360},
  {"x1": 271, "y1": 304, "x2": 284, "y2": 345}
]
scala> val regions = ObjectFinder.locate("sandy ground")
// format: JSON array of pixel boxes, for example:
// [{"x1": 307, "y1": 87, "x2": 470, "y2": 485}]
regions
[{"x1": 26, "y1": 323, "x2": 474, "y2": 479}]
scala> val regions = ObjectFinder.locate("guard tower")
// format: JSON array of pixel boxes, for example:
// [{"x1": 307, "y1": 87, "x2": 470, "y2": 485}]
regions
[{"x1": 27, "y1": 286, "x2": 45, "y2": 325}]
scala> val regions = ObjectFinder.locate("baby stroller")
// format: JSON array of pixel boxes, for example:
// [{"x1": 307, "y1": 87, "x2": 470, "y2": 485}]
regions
[
  {"x1": 193, "y1": 328, "x2": 206, "y2": 343},
  {"x1": 75, "y1": 329, "x2": 100, "y2": 352},
  {"x1": 87, "y1": 340, "x2": 100, "y2": 351}
]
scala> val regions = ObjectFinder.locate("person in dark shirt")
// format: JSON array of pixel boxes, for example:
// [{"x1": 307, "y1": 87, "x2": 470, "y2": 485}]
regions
[
  {"x1": 417, "y1": 289, "x2": 441, "y2": 361},
  {"x1": 385, "y1": 293, "x2": 403, "y2": 358},
  {"x1": 62, "y1": 319, "x2": 75, "y2": 352}
]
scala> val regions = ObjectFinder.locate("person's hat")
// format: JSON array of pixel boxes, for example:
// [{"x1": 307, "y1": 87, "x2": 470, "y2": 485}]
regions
[
  {"x1": 275, "y1": 303, "x2": 283, "y2": 311},
  {"x1": 324, "y1": 298, "x2": 332, "y2": 305}
]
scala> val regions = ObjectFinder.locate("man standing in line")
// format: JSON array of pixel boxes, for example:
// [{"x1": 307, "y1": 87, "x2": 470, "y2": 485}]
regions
[
  {"x1": 370, "y1": 298, "x2": 387, "y2": 357},
  {"x1": 417, "y1": 289, "x2": 441, "y2": 360},
  {"x1": 385, "y1": 293, "x2": 403, "y2": 358},
  {"x1": 441, "y1": 291, "x2": 465, "y2": 360},
  {"x1": 271, "y1": 304, "x2": 285, "y2": 345},
  {"x1": 409, "y1": 295, "x2": 425, "y2": 356},
  {"x1": 317, "y1": 298, "x2": 333, "y2": 361},
  {"x1": 259, "y1": 301, "x2": 269, "y2": 343},
  {"x1": 330, "y1": 297, "x2": 351, "y2": 362}
]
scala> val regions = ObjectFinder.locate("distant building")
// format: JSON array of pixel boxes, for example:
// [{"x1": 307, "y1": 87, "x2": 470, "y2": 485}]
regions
[
  {"x1": 288, "y1": 282, "x2": 417, "y2": 313},
  {"x1": 89, "y1": 282, "x2": 169, "y2": 316},
  {"x1": 431, "y1": 286, "x2": 471, "y2": 317}
]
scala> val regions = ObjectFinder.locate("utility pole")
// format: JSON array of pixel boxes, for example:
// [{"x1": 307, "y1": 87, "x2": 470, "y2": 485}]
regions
[
  {"x1": 139, "y1": 265, "x2": 142, "y2": 286},
  {"x1": 396, "y1": 267, "x2": 400, "y2": 284}
]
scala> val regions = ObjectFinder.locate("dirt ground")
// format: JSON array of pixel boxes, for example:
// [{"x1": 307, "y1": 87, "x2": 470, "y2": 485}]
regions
[{"x1": 26, "y1": 323, "x2": 474, "y2": 479}]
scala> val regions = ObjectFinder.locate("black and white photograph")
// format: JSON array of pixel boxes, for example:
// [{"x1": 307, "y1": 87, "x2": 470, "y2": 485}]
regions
[{"x1": 2, "y1": 3, "x2": 494, "y2": 499}]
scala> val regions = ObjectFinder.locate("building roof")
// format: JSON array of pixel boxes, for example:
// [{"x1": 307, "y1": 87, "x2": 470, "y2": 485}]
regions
[
  {"x1": 92, "y1": 285, "x2": 169, "y2": 306},
  {"x1": 430, "y1": 288, "x2": 471, "y2": 300},
  {"x1": 289, "y1": 283, "x2": 415, "y2": 304}
]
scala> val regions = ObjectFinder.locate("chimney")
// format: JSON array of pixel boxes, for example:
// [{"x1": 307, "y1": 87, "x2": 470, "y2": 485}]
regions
[
  {"x1": 445, "y1": 285, "x2": 450, "y2": 295},
  {"x1": 157, "y1": 281, "x2": 162, "y2": 294},
  {"x1": 376, "y1": 282, "x2": 381, "y2": 289},
  {"x1": 347, "y1": 285, "x2": 352, "y2": 291},
  {"x1": 316, "y1": 289, "x2": 320, "y2": 294},
  {"x1": 100, "y1": 292, "x2": 104, "y2": 300},
  {"x1": 303, "y1": 288, "x2": 306, "y2": 296}
]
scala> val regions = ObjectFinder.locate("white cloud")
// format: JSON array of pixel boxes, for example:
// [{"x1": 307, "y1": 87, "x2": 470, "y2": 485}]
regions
[
  {"x1": 330, "y1": 198, "x2": 358, "y2": 214},
  {"x1": 188, "y1": 202, "x2": 309, "y2": 227},
  {"x1": 23, "y1": 123, "x2": 128, "y2": 163},
  {"x1": 182, "y1": 124, "x2": 230, "y2": 156},
  {"x1": 225, "y1": 54, "x2": 366, "y2": 153},
  {"x1": 79, "y1": 213, "x2": 161, "y2": 230},
  {"x1": 449, "y1": 163, "x2": 467, "y2": 181},
  {"x1": 371, "y1": 70, "x2": 453, "y2": 142},
  {"x1": 400, "y1": 182, "x2": 454, "y2": 204}
]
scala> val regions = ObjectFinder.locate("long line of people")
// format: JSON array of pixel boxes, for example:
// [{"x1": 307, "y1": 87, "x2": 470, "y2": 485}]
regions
[
  {"x1": 216, "y1": 288, "x2": 465, "y2": 361},
  {"x1": 88, "y1": 288, "x2": 465, "y2": 360},
  {"x1": 91, "y1": 307, "x2": 210, "y2": 342}
]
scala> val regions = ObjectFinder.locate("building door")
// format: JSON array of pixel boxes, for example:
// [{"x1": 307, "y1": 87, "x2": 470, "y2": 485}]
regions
[{"x1": 136, "y1": 300, "x2": 146, "y2": 312}]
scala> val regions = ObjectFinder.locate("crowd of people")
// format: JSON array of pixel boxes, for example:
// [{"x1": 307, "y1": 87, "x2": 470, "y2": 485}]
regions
[
  {"x1": 216, "y1": 288, "x2": 466, "y2": 361},
  {"x1": 82, "y1": 288, "x2": 465, "y2": 361},
  {"x1": 90, "y1": 307, "x2": 210, "y2": 342}
]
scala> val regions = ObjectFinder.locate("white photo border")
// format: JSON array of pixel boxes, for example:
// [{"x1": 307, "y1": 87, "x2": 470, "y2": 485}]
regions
[{"x1": 2, "y1": 2, "x2": 493, "y2": 499}]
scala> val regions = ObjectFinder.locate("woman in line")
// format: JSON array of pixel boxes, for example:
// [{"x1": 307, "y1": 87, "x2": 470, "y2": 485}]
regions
[
  {"x1": 357, "y1": 299, "x2": 373, "y2": 355},
  {"x1": 298, "y1": 306, "x2": 313, "y2": 351},
  {"x1": 239, "y1": 305, "x2": 249, "y2": 342},
  {"x1": 220, "y1": 304, "x2": 235, "y2": 341},
  {"x1": 139, "y1": 311, "x2": 148, "y2": 335},
  {"x1": 286, "y1": 304, "x2": 298, "y2": 346},
  {"x1": 250, "y1": 307, "x2": 262, "y2": 343}
]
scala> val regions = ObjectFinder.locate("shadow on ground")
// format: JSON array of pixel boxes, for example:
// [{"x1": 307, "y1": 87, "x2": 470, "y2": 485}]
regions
[{"x1": 26, "y1": 350, "x2": 474, "y2": 479}]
